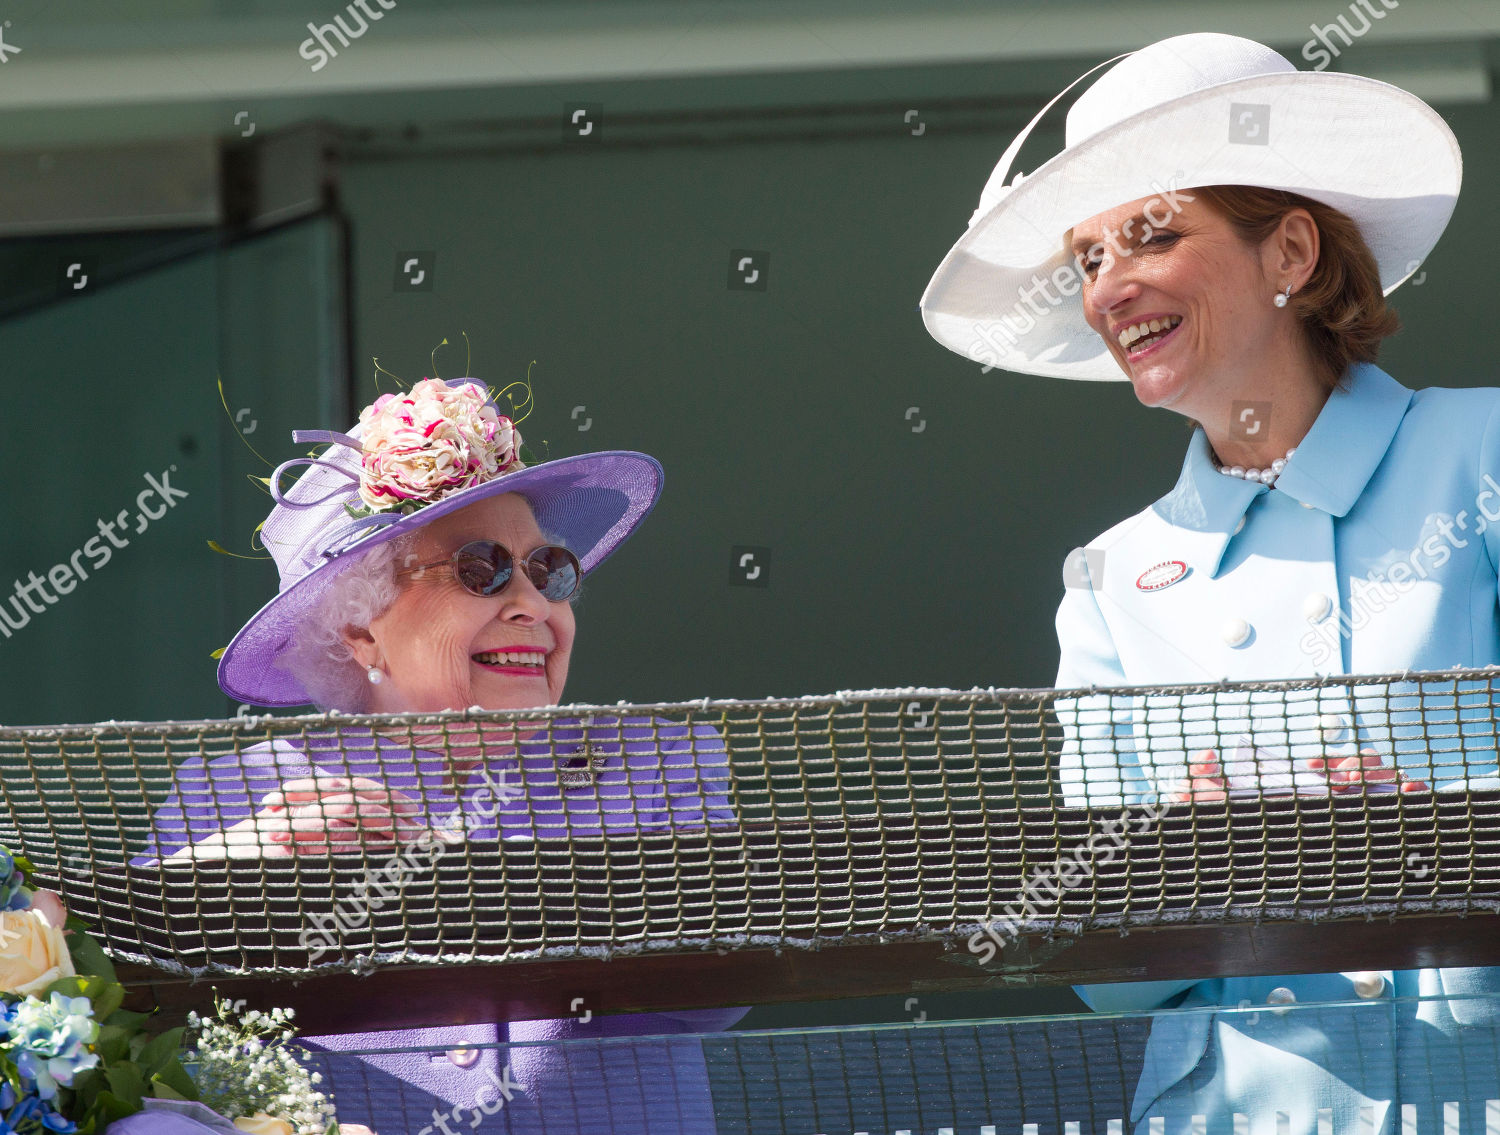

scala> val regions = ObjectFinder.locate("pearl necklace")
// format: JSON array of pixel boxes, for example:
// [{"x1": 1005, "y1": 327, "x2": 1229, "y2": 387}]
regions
[{"x1": 1214, "y1": 446, "x2": 1296, "y2": 487}]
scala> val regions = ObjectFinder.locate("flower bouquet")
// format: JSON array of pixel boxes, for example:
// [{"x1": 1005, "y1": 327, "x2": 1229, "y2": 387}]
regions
[
  {"x1": 181, "y1": 997, "x2": 338, "y2": 1135},
  {"x1": 0, "y1": 846, "x2": 347, "y2": 1135}
]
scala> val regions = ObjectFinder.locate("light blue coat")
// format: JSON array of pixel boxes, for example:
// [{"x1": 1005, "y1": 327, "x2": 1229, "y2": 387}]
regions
[{"x1": 1054, "y1": 363, "x2": 1500, "y2": 1133}]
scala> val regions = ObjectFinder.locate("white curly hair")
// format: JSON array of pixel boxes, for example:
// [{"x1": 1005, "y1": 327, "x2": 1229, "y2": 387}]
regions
[{"x1": 274, "y1": 533, "x2": 419, "y2": 712}]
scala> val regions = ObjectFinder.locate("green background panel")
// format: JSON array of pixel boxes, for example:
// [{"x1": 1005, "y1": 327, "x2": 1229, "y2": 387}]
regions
[{"x1": 0, "y1": 219, "x2": 343, "y2": 724}]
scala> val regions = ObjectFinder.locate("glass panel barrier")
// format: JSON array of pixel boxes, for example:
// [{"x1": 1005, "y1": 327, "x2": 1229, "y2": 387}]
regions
[{"x1": 291, "y1": 992, "x2": 1500, "y2": 1135}]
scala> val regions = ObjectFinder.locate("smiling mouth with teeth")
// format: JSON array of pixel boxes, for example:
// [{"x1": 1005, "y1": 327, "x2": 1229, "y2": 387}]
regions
[
  {"x1": 1118, "y1": 314, "x2": 1183, "y2": 353},
  {"x1": 472, "y1": 649, "x2": 546, "y2": 672}
]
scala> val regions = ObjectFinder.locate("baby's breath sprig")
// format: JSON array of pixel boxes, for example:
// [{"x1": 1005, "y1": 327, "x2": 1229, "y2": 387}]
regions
[{"x1": 184, "y1": 995, "x2": 339, "y2": 1135}]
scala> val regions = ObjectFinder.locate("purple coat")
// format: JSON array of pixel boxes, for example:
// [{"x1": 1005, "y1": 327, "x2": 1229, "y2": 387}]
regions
[{"x1": 143, "y1": 716, "x2": 749, "y2": 1134}]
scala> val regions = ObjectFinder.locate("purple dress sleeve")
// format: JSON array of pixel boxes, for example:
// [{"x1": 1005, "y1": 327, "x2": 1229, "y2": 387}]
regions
[
  {"x1": 139, "y1": 737, "x2": 314, "y2": 860},
  {"x1": 104, "y1": 1099, "x2": 242, "y2": 1134},
  {"x1": 136, "y1": 734, "x2": 464, "y2": 863}
]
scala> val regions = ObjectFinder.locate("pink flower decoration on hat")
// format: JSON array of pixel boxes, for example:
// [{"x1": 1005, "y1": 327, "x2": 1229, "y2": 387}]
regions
[{"x1": 355, "y1": 378, "x2": 523, "y2": 511}]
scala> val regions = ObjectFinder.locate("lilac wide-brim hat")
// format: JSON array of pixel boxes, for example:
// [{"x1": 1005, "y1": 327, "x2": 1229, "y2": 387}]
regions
[{"x1": 218, "y1": 378, "x2": 662, "y2": 706}]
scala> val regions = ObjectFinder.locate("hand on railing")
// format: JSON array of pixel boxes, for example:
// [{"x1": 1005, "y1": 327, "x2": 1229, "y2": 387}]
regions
[
  {"x1": 257, "y1": 775, "x2": 430, "y2": 856},
  {"x1": 173, "y1": 776, "x2": 430, "y2": 859},
  {"x1": 1308, "y1": 749, "x2": 1434, "y2": 791},
  {"x1": 1304, "y1": 751, "x2": 1430, "y2": 794},
  {"x1": 1171, "y1": 748, "x2": 1431, "y2": 802},
  {"x1": 1168, "y1": 752, "x2": 1231, "y2": 802}
]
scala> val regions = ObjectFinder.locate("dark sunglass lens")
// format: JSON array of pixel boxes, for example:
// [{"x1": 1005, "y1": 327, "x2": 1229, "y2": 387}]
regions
[
  {"x1": 528, "y1": 546, "x2": 580, "y2": 600},
  {"x1": 454, "y1": 541, "x2": 512, "y2": 596}
]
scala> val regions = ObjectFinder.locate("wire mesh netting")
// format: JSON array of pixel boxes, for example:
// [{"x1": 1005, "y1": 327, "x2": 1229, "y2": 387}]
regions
[{"x1": 2, "y1": 666, "x2": 1500, "y2": 980}]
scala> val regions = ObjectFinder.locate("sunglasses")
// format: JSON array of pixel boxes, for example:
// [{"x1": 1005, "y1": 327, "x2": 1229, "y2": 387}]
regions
[{"x1": 398, "y1": 540, "x2": 581, "y2": 601}]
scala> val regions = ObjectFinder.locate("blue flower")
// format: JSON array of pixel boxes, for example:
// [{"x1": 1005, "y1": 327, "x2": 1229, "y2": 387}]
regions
[
  {"x1": 3, "y1": 993, "x2": 100, "y2": 1102},
  {"x1": 0, "y1": 847, "x2": 28, "y2": 913},
  {"x1": 0, "y1": 1081, "x2": 76, "y2": 1134}
]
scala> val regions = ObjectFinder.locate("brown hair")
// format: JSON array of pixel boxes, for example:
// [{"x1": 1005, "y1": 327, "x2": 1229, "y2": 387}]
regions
[{"x1": 1192, "y1": 185, "x2": 1399, "y2": 390}]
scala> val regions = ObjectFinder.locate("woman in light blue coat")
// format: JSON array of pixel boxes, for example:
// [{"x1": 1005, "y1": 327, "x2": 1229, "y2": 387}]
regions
[{"x1": 920, "y1": 31, "x2": 1500, "y2": 1135}]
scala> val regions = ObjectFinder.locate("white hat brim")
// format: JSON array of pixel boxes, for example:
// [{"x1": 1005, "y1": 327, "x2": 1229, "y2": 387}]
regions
[{"x1": 921, "y1": 71, "x2": 1461, "y2": 380}]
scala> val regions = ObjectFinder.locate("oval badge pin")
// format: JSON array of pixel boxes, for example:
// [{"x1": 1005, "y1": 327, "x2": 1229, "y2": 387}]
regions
[{"x1": 1136, "y1": 560, "x2": 1189, "y2": 591}]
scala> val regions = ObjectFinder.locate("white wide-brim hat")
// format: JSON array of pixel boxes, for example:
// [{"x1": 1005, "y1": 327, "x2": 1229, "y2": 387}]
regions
[{"x1": 920, "y1": 32, "x2": 1462, "y2": 381}]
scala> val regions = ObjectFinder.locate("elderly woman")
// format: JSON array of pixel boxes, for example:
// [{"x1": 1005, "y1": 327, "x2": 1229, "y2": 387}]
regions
[
  {"x1": 143, "y1": 377, "x2": 746, "y2": 1134},
  {"x1": 922, "y1": 32, "x2": 1500, "y2": 1135}
]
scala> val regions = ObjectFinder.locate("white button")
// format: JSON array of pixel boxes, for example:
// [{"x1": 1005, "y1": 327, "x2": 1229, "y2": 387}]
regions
[
  {"x1": 1301, "y1": 500, "x2": 1315, "y2": 509},
  {"x1": 446, "y1": 1047, "x2": 480, "y2": 1068},
  {"x1": 1350, "y1": 972, "x2": 1385, "y2": 999},
  {"x1": 1234, "y1": 516, "x2": 1246, "y2": 535},
  {"x1": 1267, "y1": 986, "x2": 1296, "y2": 1005},
  {"x1": 1318, "y1": 713, "x2": 1352, "y2": 743},
  {"x1": 1303, "y1": 592, "x2": 1332, "y2": 623},
  {"x1": 1222, "y1": 618, "x2": 1252, "y2": 648}
]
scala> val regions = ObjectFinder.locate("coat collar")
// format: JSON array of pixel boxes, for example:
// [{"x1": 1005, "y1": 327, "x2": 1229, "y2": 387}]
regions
[{"x1": 1153, "y1": 363, "x2": 1414, "y2": 578}]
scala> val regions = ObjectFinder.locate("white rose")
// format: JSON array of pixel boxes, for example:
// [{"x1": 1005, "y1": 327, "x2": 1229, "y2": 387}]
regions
[{"x1": 0, "y1": 909, "x2": 75, "y2": 996}]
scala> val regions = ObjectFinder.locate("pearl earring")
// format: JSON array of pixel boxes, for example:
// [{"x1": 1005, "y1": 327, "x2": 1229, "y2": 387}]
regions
[
  {"x1": 366, "y1": 667, "x2": 384, "y2": 685},
  {"x1": 1273, "y1": 285, "x2": 1292, "y2": 308}
]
